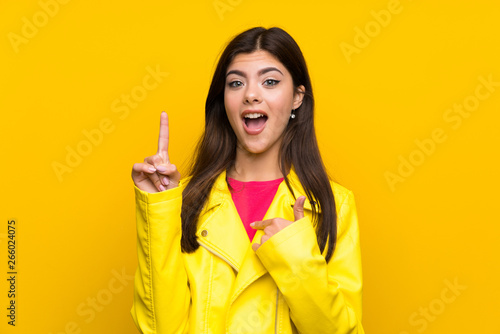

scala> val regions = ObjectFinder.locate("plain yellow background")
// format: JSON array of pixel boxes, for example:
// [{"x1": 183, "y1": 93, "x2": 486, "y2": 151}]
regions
[{"x1": 1, "y1": 0, "x2": 499, "y2": 333}]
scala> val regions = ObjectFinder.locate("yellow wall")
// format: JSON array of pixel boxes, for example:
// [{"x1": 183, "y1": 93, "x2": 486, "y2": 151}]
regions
[{"x1": 1, "y1": 0, "x2": 498, "y2": 333}]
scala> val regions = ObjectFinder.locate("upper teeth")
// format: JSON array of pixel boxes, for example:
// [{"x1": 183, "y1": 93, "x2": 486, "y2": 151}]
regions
[{"x1": 244, "y1": 113, "x2": 265, "y2": 119}]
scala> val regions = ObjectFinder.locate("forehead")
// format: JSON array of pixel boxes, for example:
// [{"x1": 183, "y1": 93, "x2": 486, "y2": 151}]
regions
[{"x1": 227, "y1": 50, "x2": 285, "y2": 72}]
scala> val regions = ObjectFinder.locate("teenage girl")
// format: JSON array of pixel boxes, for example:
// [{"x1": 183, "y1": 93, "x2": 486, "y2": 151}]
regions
[{"x1": 131, "y1": 26, "x2": 364, "y2": 334}]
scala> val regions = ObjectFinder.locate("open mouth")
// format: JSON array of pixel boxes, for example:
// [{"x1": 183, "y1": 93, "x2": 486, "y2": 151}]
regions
[{"x1": 243, "y1": 112, "x2": 268, "y2": 134}]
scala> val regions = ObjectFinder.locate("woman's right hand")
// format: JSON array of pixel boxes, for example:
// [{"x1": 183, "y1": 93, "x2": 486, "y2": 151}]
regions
[{"x1": 132, "y1": 111, "x2": 181, "y2": 193}]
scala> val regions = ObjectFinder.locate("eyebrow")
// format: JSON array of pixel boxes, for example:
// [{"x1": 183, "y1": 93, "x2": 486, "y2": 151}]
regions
[{"x1": 225, "y1": 66, "x2": 284, "y2": 78}]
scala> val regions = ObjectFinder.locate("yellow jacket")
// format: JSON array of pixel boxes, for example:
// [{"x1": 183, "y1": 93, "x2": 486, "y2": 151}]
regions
[{"x1": 130, "y1": 169, "x2": 364, "y2": 333}]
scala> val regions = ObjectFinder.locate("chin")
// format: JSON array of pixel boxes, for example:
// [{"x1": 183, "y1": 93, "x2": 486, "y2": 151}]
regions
[
  {"x1": 242, "y1": 147, "x2": 267, "y2": 155},
  {"x1": 239, "y1": 142, "x2": 270, "y2": 155}
]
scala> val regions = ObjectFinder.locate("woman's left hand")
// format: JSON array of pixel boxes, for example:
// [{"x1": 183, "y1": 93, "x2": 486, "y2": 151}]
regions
[{"x1": 251, "y1": 196, "x2": 306, "y2": 252}]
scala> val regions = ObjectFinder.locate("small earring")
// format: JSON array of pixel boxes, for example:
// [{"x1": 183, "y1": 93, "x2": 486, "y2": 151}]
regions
[{"x1": 290, "y1": 109, "x2": 296, "y2": 119}]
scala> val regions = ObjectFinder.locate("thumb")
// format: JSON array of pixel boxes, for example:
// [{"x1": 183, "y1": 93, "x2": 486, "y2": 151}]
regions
[{"x1": 294, "y1": 196, "x2": 306, "y2": 221}]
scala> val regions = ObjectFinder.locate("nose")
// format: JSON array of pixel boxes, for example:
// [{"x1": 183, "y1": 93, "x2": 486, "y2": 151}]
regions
[{"x1": 244, "y1": 82, "x2": 262, "y2": 104}]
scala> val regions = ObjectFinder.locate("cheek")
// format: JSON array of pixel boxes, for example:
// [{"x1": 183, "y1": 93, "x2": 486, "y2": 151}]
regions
[
  {"x1": 224, "y1": 91, "x2": 236, "y2": 116},
  {"x1": 266, "y1": 91, "x2": 293, "y2": 123},
  {"x1": 224, "y1": 91, "x2": 241, "y2": 129},
  {"x1": 267, "y1": 89, "x2": 292, "y2": 112}
]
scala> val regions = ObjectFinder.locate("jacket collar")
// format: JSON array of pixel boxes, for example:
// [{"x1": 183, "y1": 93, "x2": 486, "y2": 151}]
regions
[{"x1": 201, "y1": 167, "x2": 318, "y2": 215}]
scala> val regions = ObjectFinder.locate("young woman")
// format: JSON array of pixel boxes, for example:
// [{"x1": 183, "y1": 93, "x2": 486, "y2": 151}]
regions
[{"x1": 130, "y1": 27, "x2": 364, "y2": 333}]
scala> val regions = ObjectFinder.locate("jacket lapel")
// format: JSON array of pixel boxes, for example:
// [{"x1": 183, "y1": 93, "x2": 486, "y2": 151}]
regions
[
  {"x1": 228, "y1": 181, "x2": 296, "y2": 304},
  {"x1": 231, "y1": 169, "x2": 311, "y2": 304},
  {"x1": 194, "y1": 169, "x2": 317, "y2": 305},
  {"x1": 195, "y1": 170, "x2": 250, "y2": 271}
]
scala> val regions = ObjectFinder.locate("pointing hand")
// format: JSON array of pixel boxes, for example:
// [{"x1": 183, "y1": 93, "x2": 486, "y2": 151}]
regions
[{"x1": 251, "y1": 196, "x2": 306, "y2": 251}]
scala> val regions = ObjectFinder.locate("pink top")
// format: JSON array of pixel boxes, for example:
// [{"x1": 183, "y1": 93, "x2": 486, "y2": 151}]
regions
[{"x1": 227, "y1": 177, "x2": 284, "y2": 241}]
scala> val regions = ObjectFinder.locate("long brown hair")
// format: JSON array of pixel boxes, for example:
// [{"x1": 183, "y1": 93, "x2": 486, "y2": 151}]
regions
[{"x1": 181, "y1": 26, "x2": 338, "y2": 263}]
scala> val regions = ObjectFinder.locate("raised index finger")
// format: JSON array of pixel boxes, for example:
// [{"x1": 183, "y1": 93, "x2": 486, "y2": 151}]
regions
[{"x1": 157, "y1": 111, "x2": 169, "y2": 162}]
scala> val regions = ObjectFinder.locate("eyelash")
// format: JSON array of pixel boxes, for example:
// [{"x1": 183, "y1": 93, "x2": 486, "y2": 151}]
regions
[
  {"x1": 264, "y1": 79, "x2": 280, "y2": 86},
  {"x1": 227, "y1": 79, "x2": 281, "y2": 88}
]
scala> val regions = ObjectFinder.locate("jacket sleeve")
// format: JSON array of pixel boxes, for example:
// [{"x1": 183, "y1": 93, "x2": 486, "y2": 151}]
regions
[
  {"x1": 130, "y1": 183, "x2": 191, "y2": 334},
  {"x1": 255, "y1": 190, "x2": 364, "y2": 334}
]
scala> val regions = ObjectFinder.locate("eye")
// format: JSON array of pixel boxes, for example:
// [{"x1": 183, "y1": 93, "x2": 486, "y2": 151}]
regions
[
  {"x1": 264, "y1": 79, "x2": 280, "y2": 86},
  {"x1": 228, "y1": 80, "x2": 243, "y2": 88}
]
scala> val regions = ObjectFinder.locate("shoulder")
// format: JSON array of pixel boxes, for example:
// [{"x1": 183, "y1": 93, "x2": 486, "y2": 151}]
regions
[
  {"x1": 329, "y1": 180, "x2": 359, "y2": 241},
  {"x1": 329, "y1": 179, "x2": 355, "y2": 209},
  {"x1": 329, "y1": 179, "x2": 358, "y2": 231}
]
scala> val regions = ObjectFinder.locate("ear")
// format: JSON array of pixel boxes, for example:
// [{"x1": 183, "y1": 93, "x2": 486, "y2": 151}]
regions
[{"x1": 292, "y1": 85, "x2": 306, "y2": 110}]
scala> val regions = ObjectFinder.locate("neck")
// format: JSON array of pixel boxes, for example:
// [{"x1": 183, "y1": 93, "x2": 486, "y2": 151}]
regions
[{"x1": 227, "y1": 144, "x2": 283, "y2": 182}]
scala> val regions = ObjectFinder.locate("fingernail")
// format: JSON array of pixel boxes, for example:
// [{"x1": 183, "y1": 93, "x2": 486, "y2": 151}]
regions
[
  {"x1": 156, "y1": 165, "x2": 167, "y2": 172},
  {"x1": 159, "y1": 185, "x2": 166, "y2": 191},
  {"x1": 162, "y1": 177, "x2": 169, "y2": 185},
  {"x1": 148, "y1": 166, "x2": 156, "y2": 172},
  {"x1": 250, "y1": 222, "x2": 255, "y2": 226}
]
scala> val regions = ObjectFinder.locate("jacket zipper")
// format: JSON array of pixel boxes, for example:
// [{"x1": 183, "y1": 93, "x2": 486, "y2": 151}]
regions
[{"x1": 274, "y1": 287, "x2": 279, "y2": 334}]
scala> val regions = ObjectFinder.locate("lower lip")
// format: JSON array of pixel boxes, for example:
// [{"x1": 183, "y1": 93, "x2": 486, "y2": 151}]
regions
[{"x1": 242, "y1": 118, "x2": 267, "y2": 135}]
